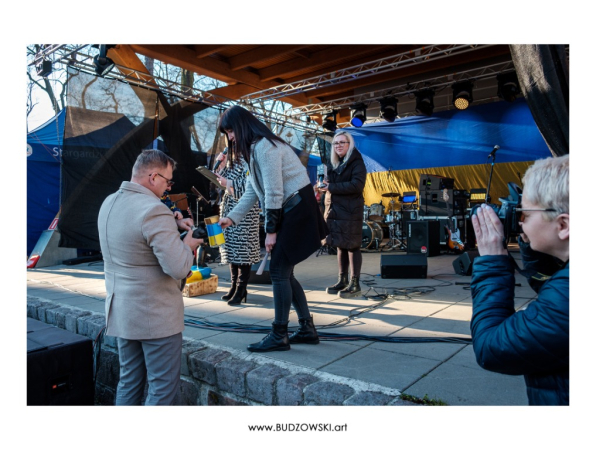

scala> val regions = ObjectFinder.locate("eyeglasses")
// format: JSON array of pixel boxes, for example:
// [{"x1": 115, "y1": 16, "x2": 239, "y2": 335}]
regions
[
  {"x1": 152, "y1": 173, "x2": 175, "y2": 187},
  {"x1": 515, "y1": 207, "x2": 557, "y2": 223},
  {"x1": 332, "y1": 141, "x2": 349, "y2": 147}
]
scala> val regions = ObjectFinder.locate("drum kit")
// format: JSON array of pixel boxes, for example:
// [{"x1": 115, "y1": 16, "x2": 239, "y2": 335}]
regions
[{"x1": 362, "y1": 192, "x2": 411, "y2": 250}]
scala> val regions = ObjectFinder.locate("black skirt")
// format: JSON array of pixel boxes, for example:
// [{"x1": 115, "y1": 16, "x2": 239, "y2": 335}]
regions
[{"x1": 272, "y1": 184, "x2": 329, "y2": 267}]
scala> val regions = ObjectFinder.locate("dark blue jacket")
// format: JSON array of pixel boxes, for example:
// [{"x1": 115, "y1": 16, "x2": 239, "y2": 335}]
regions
[{"x1": 470, "y1": 240, "x2": 569, "y2": 405}]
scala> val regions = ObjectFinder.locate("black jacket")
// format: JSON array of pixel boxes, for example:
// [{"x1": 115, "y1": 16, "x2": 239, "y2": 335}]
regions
[
  {"x1": 324, "y1": 149, "x2": 367, "y2": 249},
  {"x1": 471, "y1": 239, "x2": 569, "y2": 405}
]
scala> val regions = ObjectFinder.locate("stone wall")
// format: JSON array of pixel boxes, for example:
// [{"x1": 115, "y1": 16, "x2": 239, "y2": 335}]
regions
[{"x1": 27, "y1": 297, "x2": 417, "y2": 406}]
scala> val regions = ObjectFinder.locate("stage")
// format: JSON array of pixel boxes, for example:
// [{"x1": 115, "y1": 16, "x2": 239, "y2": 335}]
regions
[{"x1": 26, "y1": 243, "x2": 533, "y2": 405}]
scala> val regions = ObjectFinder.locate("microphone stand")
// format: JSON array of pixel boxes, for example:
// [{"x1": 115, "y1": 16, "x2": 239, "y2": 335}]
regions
[{"x1": 485, "y1": 153, "x2": 496, "y2": 203}]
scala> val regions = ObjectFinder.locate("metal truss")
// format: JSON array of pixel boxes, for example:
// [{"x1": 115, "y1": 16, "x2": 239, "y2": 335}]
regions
[
  {"x1": 29, "y1": 45, "x2": 323, "y2": 135},
  {"x1": 239, "y1": 44, "x2": 493, "y2": 103},
  {"x1": 285, "y1": 60, "x2": 516, "y2": 117}
]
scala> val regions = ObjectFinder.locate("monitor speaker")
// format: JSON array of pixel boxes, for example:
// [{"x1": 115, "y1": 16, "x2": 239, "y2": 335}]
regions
[
  {"x1": 407, "y1": 220, "x2": 440, "y2": 256},
  {"x1": 27, "y1": 318, "x2": 94, "y2": 405},
  {"x1": 452, "y1": 251, "x2": 480, "y2": 275},
  {"x1": 380, "y1": 254, "x2": 428, "y2": 279},
  {"x1": 250, "y1": 259, "x2": 272, "y2": 284}
]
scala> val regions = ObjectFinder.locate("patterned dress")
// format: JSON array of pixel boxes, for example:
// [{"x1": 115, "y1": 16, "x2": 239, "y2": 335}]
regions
[{"x1": 219, "y1": 158, "x2": 261, "y2": 265}]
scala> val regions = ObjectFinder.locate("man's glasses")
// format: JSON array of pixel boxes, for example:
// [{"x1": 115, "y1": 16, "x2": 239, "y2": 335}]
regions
[
  {"x1": 152, "y1": 173, "x2": 175, "y2": 187},
  {"x1": 515, "y1": 208, "x2": 557, "y2": 223},
  {"x1": 332, "y1": 141, "x2": 349, "y2": 147}
]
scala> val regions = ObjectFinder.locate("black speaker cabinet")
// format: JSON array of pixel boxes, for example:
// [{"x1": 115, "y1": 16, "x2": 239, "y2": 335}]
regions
[
  {"x1": 452, "y1": 251, "x2": 480, "y2": 275},
  {"x1": 406, "y1": 220, "x2": 440, "y2": 256},
  {"x1": 250, "y1": 259, "x2": 272, "y2": 284},
  {"x1": 381, "y1": 254, "x2": 428, "y2": 279},
  {"x1": 27, "y1": 318, "x2": 94, "y2": 405}
]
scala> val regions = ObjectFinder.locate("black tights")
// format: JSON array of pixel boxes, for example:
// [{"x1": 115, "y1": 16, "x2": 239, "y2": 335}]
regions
[{"x1": 336, "y1": 247, "x2": 362, "y2": 278}]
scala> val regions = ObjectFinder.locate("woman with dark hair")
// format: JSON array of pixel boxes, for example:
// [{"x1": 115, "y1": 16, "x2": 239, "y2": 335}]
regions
[
  {"x1": 218, "y1": 105, "x2": 328, "y2": 353},
  {"x1": 318, "y1": 131, "x2": 367, "y2": 298}
]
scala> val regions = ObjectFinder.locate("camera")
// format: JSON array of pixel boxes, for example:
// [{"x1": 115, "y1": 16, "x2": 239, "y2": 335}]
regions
[
  {"x1": 180, "y1": 223, "x2": 209, "y2": 240},
  {"x1": 471, "y1": 182, "x2": 523, "y2": 242}
]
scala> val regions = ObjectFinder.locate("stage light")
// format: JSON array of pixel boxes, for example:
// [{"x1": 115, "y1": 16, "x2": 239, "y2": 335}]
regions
[
  {"x1": 497, "y1": 72, "x2": 521, "y2": 102},
  {"x1": 350, "y1": 103, "x2": 367, "y2": 127},
  {"x1": 415, "y1": 89, "x2": 435, "y2": 116},
  {"x1": 322, "y1": 111, "x2": 337, "y2": 132},
  {"x1": 452, "y1": 81, "x2": 474, "y2": 110},
  {"x1": 94, "y1": 44, "x2": 115, "y2": 77},
  {"x1": 35, "y1": 59, "x2": 52, "y2": 78},
  {"x1": 379, "y1": 97, "x2": 398, "y2": 122}
]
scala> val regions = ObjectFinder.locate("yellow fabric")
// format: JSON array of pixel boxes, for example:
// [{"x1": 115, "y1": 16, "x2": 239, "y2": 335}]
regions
[{"x1": 364, "y1": 162, "x2": 533, "y2": 209}]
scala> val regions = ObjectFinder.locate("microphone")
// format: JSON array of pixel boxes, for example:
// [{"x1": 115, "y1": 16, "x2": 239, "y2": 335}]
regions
[
  {"x1": 213, "y1": 147, "x2": 228, "y2": 172},
  {"x1": 489, "y1": 145, "x2": 500, "y2": 158}
]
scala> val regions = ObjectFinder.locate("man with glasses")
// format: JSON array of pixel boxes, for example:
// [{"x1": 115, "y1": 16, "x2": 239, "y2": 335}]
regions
[
  {"x1": 470, "y1": 154, "x2": 569, "y2": 405},
  {"x1": 98, "y1": 149, "x2": 204, "y2": 405}
]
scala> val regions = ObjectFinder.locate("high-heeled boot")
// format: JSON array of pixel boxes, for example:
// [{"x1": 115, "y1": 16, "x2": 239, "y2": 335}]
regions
[
  {"x1": 221, "y1": 264, "x2": 238, "y2": 300},
  {"x1": 339, "y1": 276, "x2": 361, "y2": 298},
  {"x1": 247, "y1": 322, "x2": 291, "y2": 352},
  {"x1": 326, "y1": 273, "x2": 349, "y2": 294},
  {"x1": 227, "y1": 285, "x2": 247, "y2": 305},
  {"x1": 289, "y1": 315, "x2": 319, "y2": 345},
  {"x1": 228, "y1": 264, "x2": 251, "y2": 305}
]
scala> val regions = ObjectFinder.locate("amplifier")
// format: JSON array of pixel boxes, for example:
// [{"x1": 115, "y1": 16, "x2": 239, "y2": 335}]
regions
[
  {"x1": 381, "y1": 254, "x2": 428, "y2": 279},
  {"x1": 419, "y1": 174, "x2": 455, "y2": 191},
  {"x1": 419, "y1": 189, "x2": 467, "y2": 216},
  {"x1": 250, "y1": 259, "x2": 272, "y2": 284},
  {"x1": 27, "y1": 318, "x2": 94, "y2": 405}
]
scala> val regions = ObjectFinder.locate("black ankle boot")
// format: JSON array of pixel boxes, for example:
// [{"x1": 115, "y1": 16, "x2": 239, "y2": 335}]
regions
[
  {"x1": 247, "y1": 323, "x2": 291, "y2": 352},
  {"x1": 289, "y1": 315, "x2": 319, "y2": 345},
  {"x1": 326, "y1": 273, "x2": 349, "y2": 294},
  {"x1": 339, "y1": 276, "x2": 361, "y2": 298},
  {"x1": 227, "y1": 285, "x2": 247, "y2": 305}
]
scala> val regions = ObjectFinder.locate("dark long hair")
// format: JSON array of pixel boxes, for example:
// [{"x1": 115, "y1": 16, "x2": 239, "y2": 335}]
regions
[{"x1": 218, "y1": 105, "x2": 285, "y2": 164}]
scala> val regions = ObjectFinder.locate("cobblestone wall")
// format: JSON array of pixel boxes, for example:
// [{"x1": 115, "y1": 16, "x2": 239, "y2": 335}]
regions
[{"x1": 27, "y1": 297, "x2": 416, "y2": 406}]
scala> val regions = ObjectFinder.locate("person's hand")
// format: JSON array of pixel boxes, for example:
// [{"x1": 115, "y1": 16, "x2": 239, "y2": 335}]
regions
[
  {"x1": 219, "y1": 217, "x2": 233, "y2": 229},
  {"x1": 173, "y1": 211, "x2": 183, "y2": 220},
  {"x1": 214, "y1": 152, "x2": 227, "y2": 173},
  {"x1": 471, "y1": 204, "x2": 508, "y2": 256},
  {"x1": 176, "y1": 217, "x2": 193, "y2": 231},
  {"x1": 182, "y1": 231, "x2": 203, "y2": 251},
  {"x1": 215, "y1": 174, "x2": 228, "y2": 188},
  {"x1": 265, "y1": 232, "x2": 277, "y2": 253}
]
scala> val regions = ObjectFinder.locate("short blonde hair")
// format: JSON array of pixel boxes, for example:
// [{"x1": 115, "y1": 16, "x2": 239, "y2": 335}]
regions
[
  {"x1": 330, "y1": 131, "x2": 355, "y2": 169},
  {"x1": 522, "y1": 154, "x2": 569, "y2": 219}
]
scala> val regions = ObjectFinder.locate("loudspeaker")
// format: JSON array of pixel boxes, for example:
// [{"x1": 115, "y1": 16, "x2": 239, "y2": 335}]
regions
[
  {"x1": 381, "y1": 254, "x2": 428, "y2": 279},
  {"x1": 27, "y1": 318, "x2": 94, "y2": 405},
  {"x1": 452, "y1": 251, "x2": 480, "y2": 275},
  {"x1": 250, "y1": 259, "x2": 272, "y2": 284},
  {"x1": 407, "y1": 220, "x2": 440, "y2": 256}
]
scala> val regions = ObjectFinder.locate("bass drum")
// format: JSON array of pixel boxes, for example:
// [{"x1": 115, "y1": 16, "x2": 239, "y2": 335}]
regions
[{"x1": 361, "y1": 221, "x2": 383, "y2": 249}]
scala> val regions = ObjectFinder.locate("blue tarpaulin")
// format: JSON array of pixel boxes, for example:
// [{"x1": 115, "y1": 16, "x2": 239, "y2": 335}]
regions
[
  {"x1": 27, "y1": 110, "x2": 65, "y2": 256},
  {"x1": 344, "y1": 98, "x2": 551, "y2": 172}
]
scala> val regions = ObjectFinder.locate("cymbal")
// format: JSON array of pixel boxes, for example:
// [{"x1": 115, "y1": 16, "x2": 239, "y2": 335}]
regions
[{"x1": 382, "y1": 192, "x2": 401, "y2": 198}]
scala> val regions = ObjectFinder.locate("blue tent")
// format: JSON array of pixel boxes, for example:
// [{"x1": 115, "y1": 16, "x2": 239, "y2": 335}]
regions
[{"x1": 27, "y1": 110, "x2": 65, "y2": 256}]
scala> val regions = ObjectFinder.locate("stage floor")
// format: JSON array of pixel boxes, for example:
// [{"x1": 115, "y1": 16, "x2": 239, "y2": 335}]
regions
[{"x1": 26, "y1": 243, "x2": 533, "y2": 405}]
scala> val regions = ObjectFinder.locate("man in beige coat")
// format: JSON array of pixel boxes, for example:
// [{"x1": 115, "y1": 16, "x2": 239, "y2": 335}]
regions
[{"x1": 98, "y1": 149, "x2": 203, "y2": 405}]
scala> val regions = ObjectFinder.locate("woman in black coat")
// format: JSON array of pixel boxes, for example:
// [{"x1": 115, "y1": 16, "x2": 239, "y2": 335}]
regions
[{"x1": 319, "y1": 131, "x2": 367, "y2": 297}]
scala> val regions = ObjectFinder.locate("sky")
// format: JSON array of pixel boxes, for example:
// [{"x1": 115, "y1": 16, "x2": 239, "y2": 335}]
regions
[{"x1": 8, "y1": 2, "x2": 596, "y2": 449}]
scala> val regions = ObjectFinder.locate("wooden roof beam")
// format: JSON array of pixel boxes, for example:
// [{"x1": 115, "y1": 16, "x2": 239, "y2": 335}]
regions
[{"x1": 228, "y1": 45, "x2": 310, "y2": 71}]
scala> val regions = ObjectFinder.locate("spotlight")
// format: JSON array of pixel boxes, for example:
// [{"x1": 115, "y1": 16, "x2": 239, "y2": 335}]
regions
[
  {"x1": 379, "y1": 97, "x2": 398, "y2": 122},
  {"x1": 452, "y1": 81, "x2": 474, "y2": 110},
  {"x1": 415, "y1": 89, "x2": 435, "y2": 116},
  {"x1": 350, "y1": 103, "x2": 367, "y2": 127},
  {"x1": 94, "y1": 44, "x2": 115, "y2": 77},
  {"x1": 497, "y1": 72, "x2": 521, "y2": 102},
  {"x1": 35, "y1": 59, "x2": 52, "y2": 78},
  {"x1": 322, "y1": 111, "x2": 337, "y2": 132}
]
